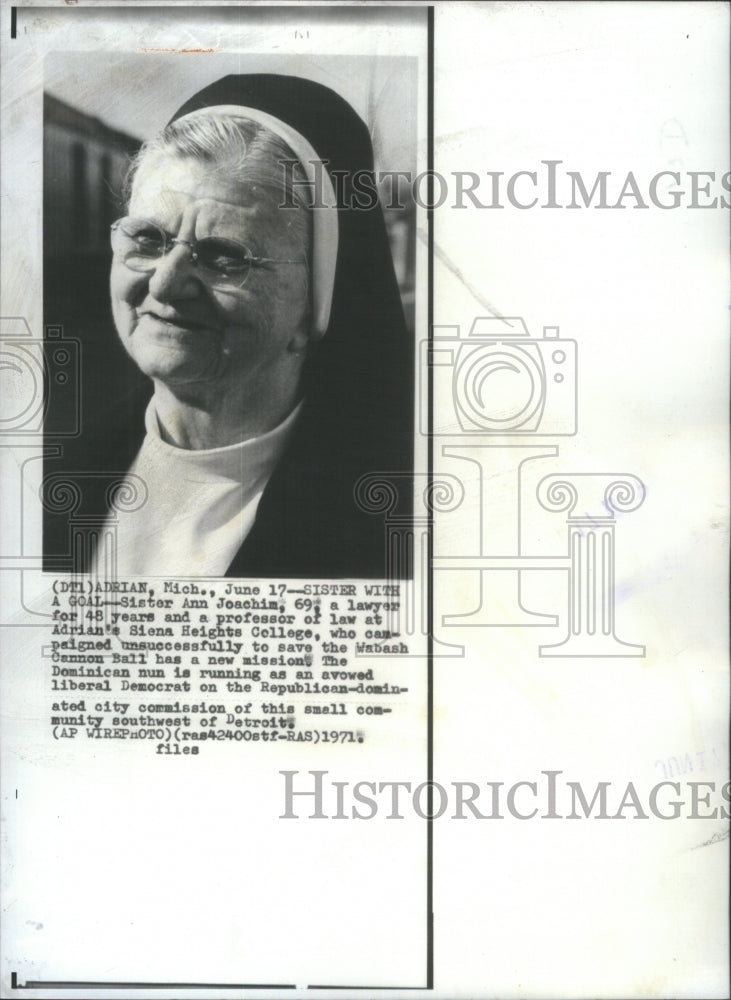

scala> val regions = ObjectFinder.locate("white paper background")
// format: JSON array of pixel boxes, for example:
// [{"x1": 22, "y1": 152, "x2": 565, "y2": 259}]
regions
[
  {"x1": 430, "y1": 4, "x2": 729, "y2": 998},
  {"x1": 2, "y1": 4, "x2": 431, "y2": 991}
]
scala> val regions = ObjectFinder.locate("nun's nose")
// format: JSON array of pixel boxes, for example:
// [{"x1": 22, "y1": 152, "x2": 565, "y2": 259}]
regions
[{"x1": 147, "y1": 243, "x2": 201, "y2": 301}]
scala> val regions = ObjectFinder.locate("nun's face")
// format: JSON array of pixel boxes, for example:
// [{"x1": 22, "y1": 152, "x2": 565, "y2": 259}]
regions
[{"x1": 110, "y1": 153, "x2": 310, "y2": 400}]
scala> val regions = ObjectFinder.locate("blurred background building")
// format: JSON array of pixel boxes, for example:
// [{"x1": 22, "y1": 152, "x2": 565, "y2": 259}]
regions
[
  {"x1": 44, "y1": 94, "x2": 146, "y2": 431},
  {"x1": 44, "y1": 93, "x2": 139, "y2": 261}
]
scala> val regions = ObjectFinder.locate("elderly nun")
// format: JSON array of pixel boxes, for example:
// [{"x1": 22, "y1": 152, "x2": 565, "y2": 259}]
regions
[{"x1": 44, "y1": 75, "x2": 413, "y2": 578}]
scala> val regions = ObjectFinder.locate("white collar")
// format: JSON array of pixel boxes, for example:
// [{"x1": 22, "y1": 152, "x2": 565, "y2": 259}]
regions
[{"x1": 142, "y1": 395, "x2": 302, "y2": 489}]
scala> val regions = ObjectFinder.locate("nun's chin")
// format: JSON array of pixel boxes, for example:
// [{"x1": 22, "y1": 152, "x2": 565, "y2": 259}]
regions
[{"x1": 126, "y1": 322, "x2": 227, "y2": 387}]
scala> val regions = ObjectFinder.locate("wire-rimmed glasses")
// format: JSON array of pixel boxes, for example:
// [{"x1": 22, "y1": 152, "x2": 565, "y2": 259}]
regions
[{"x1": 110, "y1": 217, "x2": 305, "y2": 290}]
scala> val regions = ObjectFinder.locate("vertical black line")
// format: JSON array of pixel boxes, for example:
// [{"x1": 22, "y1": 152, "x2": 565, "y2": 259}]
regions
[
  {"x1": 426, "y1": 4, "x2": 435, "y2": 992},
  {"x1": 10, "y1": 6, "x2": 17, "y2": 38}
]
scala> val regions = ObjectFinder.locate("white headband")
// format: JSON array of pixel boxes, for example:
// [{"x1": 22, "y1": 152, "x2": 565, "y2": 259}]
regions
[{"x1": 173, "y1": 105, "x2": 339, "y2": 337}]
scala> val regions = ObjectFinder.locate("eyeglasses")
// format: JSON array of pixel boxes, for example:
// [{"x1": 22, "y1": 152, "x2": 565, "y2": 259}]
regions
[{"x1": 110, "y1": 217, "x2": 304, "y2": 289}]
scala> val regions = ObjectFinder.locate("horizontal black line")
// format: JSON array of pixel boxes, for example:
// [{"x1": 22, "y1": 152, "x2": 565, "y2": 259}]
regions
[
  {"x1": 15, "y1": 982, "x2": 296, "y2": 990},
  {"x1": 14, "y1": 979, "x2": 428, "y2": 992}
]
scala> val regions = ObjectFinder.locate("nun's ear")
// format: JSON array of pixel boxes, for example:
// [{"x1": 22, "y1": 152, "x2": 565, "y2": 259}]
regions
[
  {"x1": 288, "y1": 318, "x2": 325, "y2": 353},
  {"x1": 295, "y1": 328, "x2": 327, "y2": 351}
]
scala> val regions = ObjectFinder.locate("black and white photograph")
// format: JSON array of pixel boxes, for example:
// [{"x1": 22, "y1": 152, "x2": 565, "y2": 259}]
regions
[
  {"x1": 0, "y1": 2, "x2": 728, "y2": 998},
  {"x1": 41, "y1": 28, "x2": 420, "y2": 579}
]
